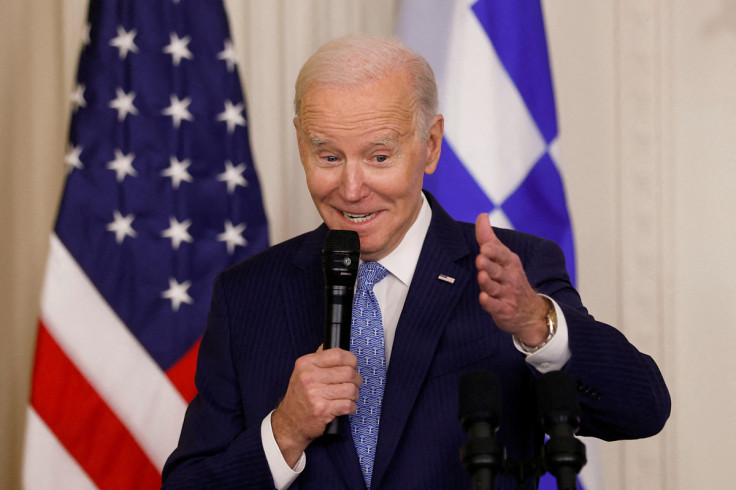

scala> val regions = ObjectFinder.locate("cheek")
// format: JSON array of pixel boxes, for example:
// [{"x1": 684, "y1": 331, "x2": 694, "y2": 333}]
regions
[{"x1": 304, "y1": 165, "x2": 337, "y2": 199}]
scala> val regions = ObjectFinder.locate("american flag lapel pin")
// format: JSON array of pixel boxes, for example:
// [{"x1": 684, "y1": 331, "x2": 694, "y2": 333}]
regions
[{"x1": 437, "y1": 274, "x2": 455, "y2": 284}]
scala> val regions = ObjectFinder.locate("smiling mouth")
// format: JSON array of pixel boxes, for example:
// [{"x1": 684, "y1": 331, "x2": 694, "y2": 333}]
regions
[{"x1": 342, "y1": 211, "x2": 377, "y2": 223}]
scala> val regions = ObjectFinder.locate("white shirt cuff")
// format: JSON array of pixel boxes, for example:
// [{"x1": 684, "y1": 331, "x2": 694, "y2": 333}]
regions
[
  {"x1": 513, "y1": 295, "x2": 571, "y2": 373},
  {"x1": 261, "y1": 411, "x2": 305, "y2": 490}
]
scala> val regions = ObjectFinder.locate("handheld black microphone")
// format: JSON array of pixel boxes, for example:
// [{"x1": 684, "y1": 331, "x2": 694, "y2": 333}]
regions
[
  {"x1": 536, "y1": 371, "x2": 587, "y2": 490},
  {"x1": 322, "y1": 230, "x2": 360, "y2": 435},
  {"x1": 458, "y1": 370, "x2": 505, "y2": 490}
]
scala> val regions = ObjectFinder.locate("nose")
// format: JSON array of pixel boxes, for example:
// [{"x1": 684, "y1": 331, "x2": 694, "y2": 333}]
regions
[{"x1": 340, "y1": 161, "x2": 368, "y2": 202}]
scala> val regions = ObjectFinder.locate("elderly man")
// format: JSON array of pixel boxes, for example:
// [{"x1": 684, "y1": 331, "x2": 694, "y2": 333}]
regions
[{"x1": 162, "y1": 36, "x2": 670, "y2": 489}]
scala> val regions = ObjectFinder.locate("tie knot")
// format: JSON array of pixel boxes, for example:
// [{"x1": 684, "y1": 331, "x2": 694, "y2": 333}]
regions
[{"x1": 357, "y1": 262, "x2": 388, "y2": 290}]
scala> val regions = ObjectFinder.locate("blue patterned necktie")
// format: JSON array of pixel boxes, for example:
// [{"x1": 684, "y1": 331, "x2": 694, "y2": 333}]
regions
[{"x1": 350, "y1": 261, "x2": 389, "y2": 489}]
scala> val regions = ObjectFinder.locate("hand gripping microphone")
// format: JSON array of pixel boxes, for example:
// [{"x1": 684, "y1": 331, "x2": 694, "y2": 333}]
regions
[
  {"x1": 536, "y1": 371, "x2": 587, "y2": 490},
  {"x1": 459, "y1": 370, "x2": 505, "y2": 490},
  {"x1": 322, "y1": 230, "x2": 360, "y2": 435}
]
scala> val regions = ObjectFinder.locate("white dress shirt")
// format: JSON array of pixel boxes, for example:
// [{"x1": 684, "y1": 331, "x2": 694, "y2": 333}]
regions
[{"x1": 262, "y1": 195, "x2": 571, "y2": 489}]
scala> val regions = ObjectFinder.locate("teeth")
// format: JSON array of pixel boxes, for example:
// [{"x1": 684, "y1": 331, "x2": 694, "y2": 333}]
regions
[{"x1": 343, "y1": 211, "x2": 377, "y2": 223}]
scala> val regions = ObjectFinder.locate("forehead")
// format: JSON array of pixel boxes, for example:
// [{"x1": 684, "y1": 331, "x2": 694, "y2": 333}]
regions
[{"x1": 298, "y1": 73, "x2": 417, "y2": 140}]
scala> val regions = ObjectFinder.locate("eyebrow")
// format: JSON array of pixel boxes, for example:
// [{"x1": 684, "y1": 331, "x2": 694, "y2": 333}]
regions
[
  {"x1": 370, "y1": 137, "x2": 397, "y2": 147},
  {"x1": 307, "y1": 135, "x2": 398, "y2": 147}
]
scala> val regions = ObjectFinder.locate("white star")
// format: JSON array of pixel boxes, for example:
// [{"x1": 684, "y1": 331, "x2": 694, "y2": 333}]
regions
[
  {"x1": 217, "y1": 160, "x2": 248, "y2": 194},
  {"x1": 109, "y1": 87, "x2": 138, "y2": 121},
  {"x1": 70, "y1": 84, "x2": 86, "y2": 112},
  {"x1": 161, "y1": 278, "x2": 193, "y2": 312},
  {"x1": 107, "y1": 149, "x2": 137, "y2": 182},
  {"x1": 163, "y1": 33, "x2": 193, "y2": 66},
  {"x1": 106, "y1": 210, "x2": 137, "y2": 244},
  {"x1": 64, "y1": 144, "x2": 83, "y2": 173},
  {"x1": 161, "y1": 217, "x2": 193, "y2": 250},
  {"x1": 217, "y1": 220, "x2": 247, "y2": 255},
  {"x1": 161, "y1": 156, "x2": 193, "y2": 189},
  {"x1": 217, "y1": 39, "x2": 238, "y2": 72},
  {"x1": 216, "y1": 100, "x2": 246, "y2": 134},
  {"x1": 109, "y1": 25, "x2": 138, "y2": 59},
  {"x1": 162, "y1": 94, "x2": 194, "y2": 128}
]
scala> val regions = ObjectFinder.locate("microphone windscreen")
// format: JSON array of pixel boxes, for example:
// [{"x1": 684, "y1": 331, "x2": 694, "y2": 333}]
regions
[
  {"x1": 323, "y1": 230, "x2": 360, "y2": 254},
  {"x1": 458, "y1": 370, "x2": 501, "y2": 428},
  {"x1": 535, "y1": 371, "x2": 581, "y2": 419}
]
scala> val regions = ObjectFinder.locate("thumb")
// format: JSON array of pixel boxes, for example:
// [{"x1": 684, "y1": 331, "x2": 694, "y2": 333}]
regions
[{"x1": 475, "y1": 213, "x2": 496, "y2": 245}]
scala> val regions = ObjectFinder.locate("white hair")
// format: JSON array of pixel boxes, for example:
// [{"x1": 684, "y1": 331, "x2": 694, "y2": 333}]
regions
[{"x1": 294, "y1": 36, "x2": 439, "y2": 141}]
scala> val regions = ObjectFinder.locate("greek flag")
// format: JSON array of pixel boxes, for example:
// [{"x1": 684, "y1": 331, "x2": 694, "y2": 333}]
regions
[{"x1": 399, "y1": 0, "x2": 601, "y2": 488}]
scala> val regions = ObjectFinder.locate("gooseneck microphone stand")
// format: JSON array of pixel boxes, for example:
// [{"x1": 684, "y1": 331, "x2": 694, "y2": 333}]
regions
[
  {"x1": 536, "y1": 371, "x2": 587, "y2": 490},
  {"x1": 458, "y1": 370, "x2": 587, "y2": 490},
  {"x1": 458, "y1": 371, "x2": 505, "y2": 490}
]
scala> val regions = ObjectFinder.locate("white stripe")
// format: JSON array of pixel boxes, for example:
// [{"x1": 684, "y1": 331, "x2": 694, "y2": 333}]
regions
[
  {"x1": 23, "y1": 407, "x2": 98, "y2": 490},
  {"x1": 440, "y1": 0, "x2": 547, "y2": 204},
  {"x1": 39, "y1": 233, "x2": 187, "y2": 470},
  {"x1": 488, "y1": 208, "x2": 514, "y2": 230}
]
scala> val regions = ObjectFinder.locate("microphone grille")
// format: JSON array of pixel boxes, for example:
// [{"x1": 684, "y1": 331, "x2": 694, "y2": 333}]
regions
[
  {"x1": 324, "y1": 230, "x2": 360, "y2": 253},
  {"x1": 535, "y1": 371, "x2": 581, "y2": 418},
  {"x1": 458, "y1": 370, "x2": 501, "y2": 425}
]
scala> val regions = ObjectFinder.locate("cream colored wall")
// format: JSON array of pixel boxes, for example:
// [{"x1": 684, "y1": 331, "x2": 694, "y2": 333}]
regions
[
  {"x1": 2, "y1": 1, "x2": 735, "y2": 488},
  {"x1": 545, "y1": 1, "x2": 736, "y2": 488}
]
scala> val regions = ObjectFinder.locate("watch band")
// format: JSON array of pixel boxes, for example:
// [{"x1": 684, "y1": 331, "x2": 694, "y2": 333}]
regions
[{"x1": 518, "y1": 299, "x2": 557, "y2": 354}]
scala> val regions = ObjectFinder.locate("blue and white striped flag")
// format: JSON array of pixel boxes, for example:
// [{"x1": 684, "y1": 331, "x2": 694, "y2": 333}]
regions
[
  {"x1": 399, "y1": 0, "x2": 600, "y2": 488},
  {"x1": 398, "y1": 0, "x2": 575, "y2": 281}
]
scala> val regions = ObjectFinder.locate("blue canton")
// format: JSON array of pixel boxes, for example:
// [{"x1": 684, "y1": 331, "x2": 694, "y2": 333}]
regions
[{"x1": 56, "y1": 0, "x2": 269, "y2": 372}]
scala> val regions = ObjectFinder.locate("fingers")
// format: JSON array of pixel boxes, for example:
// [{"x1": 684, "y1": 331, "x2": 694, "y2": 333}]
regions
[
  {"x1": 474, "y1": 213, "x2": 543, "y2": 336},
  {"x1": 273, "y1": 347, "x2": 362, "y2": 451},
  {"x1": 294, "y1": 357, "x2": 362, "y2": 389},
  {"x1": 311, "y1": 346, "x2": 358, "y2": 370},
  {"x1": 475, "y1": 213, "x2": 496, "y2": 245}
]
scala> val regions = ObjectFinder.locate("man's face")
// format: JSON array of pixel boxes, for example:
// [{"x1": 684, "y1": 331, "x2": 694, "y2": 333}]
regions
[{"x1": 295, "y1": 71, "x2": 443, "y2": 261}]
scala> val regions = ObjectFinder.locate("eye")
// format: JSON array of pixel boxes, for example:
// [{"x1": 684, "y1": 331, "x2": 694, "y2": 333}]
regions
[
  {"x1": 374, "y1": 155, "x2": 388, "y2": 163},
  {"x1": 321, "y1": 155, "x2": 340, "y2": 164}
]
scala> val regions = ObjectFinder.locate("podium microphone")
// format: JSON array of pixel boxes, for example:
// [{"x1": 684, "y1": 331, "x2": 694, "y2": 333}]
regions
[
  {"x1": 459, "y1": 370, "x2": 504, "y2": 490},
  {"x1": 536, "y1": 371, "x2": 587, "y2": 490},
  {"x1": 322, "y1": 230, "x2": 360, "y2": 435}
]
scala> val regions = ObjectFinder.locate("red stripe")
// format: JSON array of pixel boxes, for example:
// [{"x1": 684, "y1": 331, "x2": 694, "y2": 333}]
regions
[
  {"x1": 30, "y1": 320, "x2": 161, "y2": 489},
  {"x1": 166, "y1": 338, "x2": 200, "y2": 403}
]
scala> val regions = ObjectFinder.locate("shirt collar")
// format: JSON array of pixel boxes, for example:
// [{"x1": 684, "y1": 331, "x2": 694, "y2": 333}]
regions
[{"x1": 377, "y1": 193, "x2": 432, "y2": 288}]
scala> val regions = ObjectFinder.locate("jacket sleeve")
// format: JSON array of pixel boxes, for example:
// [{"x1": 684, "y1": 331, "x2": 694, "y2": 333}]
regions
[
  {"x1": 161, "y1": 273, "x2": 276, "y2": 489},
  {"x1": 520, "y1": 234, "x2": 671, "y2": 440}
]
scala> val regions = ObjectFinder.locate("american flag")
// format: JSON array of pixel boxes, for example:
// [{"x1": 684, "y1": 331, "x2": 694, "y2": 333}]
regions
[
  {"x1": 22, "y1": 1, "x2": 268, "y2": 487},
  {"x1": 399, "y1": 0, "x2": 598, "y2": 488}
]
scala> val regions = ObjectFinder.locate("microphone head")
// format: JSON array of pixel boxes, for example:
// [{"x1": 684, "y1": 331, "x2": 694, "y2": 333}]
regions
[
  {"x1": 458, "y1": 370, "x2": 502, "y2": 431},
  {"x1": 323, "y1": 229, "x2": 360, "y2": 254},
  {"x1": 322, "y1": 230, "x2": 360, "y2": 286},
  {"x1": 535, "y1": 371, "x2": 581, "y2": 428}
]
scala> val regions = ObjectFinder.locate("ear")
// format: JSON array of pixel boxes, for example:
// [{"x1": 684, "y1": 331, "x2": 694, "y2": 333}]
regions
[{"x1": 423, "y1": 114, "x2": 444, "y2": 175}]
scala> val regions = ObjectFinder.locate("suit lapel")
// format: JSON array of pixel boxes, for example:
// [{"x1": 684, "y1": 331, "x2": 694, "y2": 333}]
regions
[
  {"x1": 281, "y1": 226, "x2": 326, "y2": 356},
  {"x1": 371, "y1": 199, "x2": 472, "y2": 487}
]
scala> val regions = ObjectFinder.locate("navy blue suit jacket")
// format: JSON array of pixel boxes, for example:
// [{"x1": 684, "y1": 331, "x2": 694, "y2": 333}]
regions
[{"x1": 162, "y1": 193, "x2": 670, "y2": 489}]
